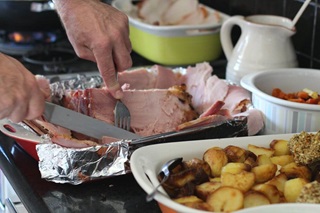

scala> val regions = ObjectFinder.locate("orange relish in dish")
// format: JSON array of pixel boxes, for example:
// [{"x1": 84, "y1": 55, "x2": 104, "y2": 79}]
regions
[{"x1": 272, "y1": 88, "x2": 320, "y2": 104}]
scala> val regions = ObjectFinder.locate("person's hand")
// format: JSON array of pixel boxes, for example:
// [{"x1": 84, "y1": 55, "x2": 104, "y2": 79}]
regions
[
  {"x1": 54, "y1": 0, "x2": 133, "y2": 99},
  {"x1": 0, "y1": 53, "x2": 46, "y2": 123}
]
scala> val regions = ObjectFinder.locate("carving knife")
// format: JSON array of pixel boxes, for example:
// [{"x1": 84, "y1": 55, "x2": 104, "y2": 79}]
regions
[{"x1": 43, "y1": 102, "x2": 141, "y2": 140}]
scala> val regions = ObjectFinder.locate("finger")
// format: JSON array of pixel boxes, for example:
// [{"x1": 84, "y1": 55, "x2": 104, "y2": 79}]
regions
[
  {"x1": 112, "y1": 37, "x2": 133, "y2": 72},
  {"x1": 118, "y1": 13, "x2": 132, "y2": 53},
  {"x1": 72, "y1": 44, "x2": 97, "y2": 63},
  {"x1": 25, "y1": 91, "x2": 45, "y2": 120},
  {"x1": 0, "y1": 107, "x2": 13, "y2": 121},
  {"x1": 122, "y1": 24, "x2": 132, "y2": 53},
  {"x1": 94, "y1": 49, "x2": 123, "y2": 99},
  {"x1": 8, "y1": 103, "x2": 28, "y2": 123}
]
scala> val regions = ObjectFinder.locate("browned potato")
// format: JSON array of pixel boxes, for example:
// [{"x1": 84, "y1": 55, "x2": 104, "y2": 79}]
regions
[
  {"x1": 203, "y1": 147, "x2": 228, "y2": 177},
  {"x1": 221, "y1": 162, "x2": 251, "y2": 175},
  {"x1": 224, "y1": 145, "x2": 248, "y2": 162},
  {"x1": 284, "y1": 178, "x2": 308, "y2": 202},
  {"x1": 257, "y1": 154, "x2": 272, "y2": 165},
  {"x1": 269, "y1": 139, "x2": 290, "y2": 156},
  {"x1": 252, "y1": 184, "x2": 281, "y2": 204},
  {"x1": 174, "y1": 195, "x2": 213, "y2": 211},
  {"x1": 252, "y1": 163, "x2": 278, "y2": 183},
  {"x1": 184, "y1": 201, "x2": 213, "y2": 211},
  {"x1": 244, "y1": 190, "x2": 270, "y2": 208},
  {"x1": 166, "y1": 138, "x2": 314, "y2": 212},
  {"x1": 244, "y1": 156, "x2": 258, "y2": 168},
  {"x1": 206, "y1": 186, "x2": 244, "y2": 212},
  {"x1": 195, "y1": 181, "x2": 221, "y2": 200},
  {"x1": 183, "y1": 158, "x2": 211, "y2": 177},
  {"x1": 174, "y1": 195, "x2": 203, "y2": 204},
  {"x1": 270, "y1": 155, "x2": 294, "y2": 166},
  {"x1": 266, "y1": 173, "x2": 288, "y2": 193},
  {"x1": 165, "y1": 169, "x2": 197, "y2": 188},
  {"x1": 221, "y1": 171, "x2": 255, "y2": 193},
  {"x1": 280, "y1": 162, "x2": 312, "y2": 181},
  {"x1": 209, "y1": 177, "x2": 221, "y2": 182},
  {"x1": 248, "y1": 144, "x2": 275, "y2": 157}
]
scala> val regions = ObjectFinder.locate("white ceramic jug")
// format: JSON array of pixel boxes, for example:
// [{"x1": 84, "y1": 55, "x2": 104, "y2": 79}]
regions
[{"x1": 220, "y1": 15, "x2": 298, "y2": 84}]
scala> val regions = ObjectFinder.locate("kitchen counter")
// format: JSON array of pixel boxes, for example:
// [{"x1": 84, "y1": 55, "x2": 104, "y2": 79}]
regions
[{"x1": 0, "y1": 52, "x2": 227, "y2": 213}]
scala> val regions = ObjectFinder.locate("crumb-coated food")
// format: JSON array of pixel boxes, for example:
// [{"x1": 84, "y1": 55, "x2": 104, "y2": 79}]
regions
[
  {"x1": 288, "y1": 131, "x2": 320, "y2": 165},
  {"x1": 159, "y1": 132, "x2": 320, "y2": 212},
  {"x1": 296, "y1": 180, "x2": 320, "y2": 203}
]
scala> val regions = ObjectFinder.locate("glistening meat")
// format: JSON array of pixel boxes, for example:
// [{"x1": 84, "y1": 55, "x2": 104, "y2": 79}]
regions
[
  {"x1": 29, "y1": 62, "x2": 264, "y2": 148},
  {"x1": 61, "y1": 85, "x2": 198, "y2": 137}
]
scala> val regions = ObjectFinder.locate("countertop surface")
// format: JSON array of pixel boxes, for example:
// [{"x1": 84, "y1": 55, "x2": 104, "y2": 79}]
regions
[{"x1": 0, "y1": 52, "x2": 227, "y2": 213}]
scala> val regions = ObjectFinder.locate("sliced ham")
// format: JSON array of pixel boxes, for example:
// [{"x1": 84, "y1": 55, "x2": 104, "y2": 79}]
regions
[
  {"x1": 118, "y1": 67, "x2": 156, "y2": 89},
  {"x1": 26, "y1": 117, "x2": 71, "y2": 137},
  {"x1": 51, "y1": 135, "x2": 99, "y2": 148},
  {"x1": 221, "y1": 85, "x2": 251, "y2": 115},
  {"x1": 30, "y1": 62, "x2": 264, "y2": 149},
  {"x1": 177, "y1": 114, "x2": 229, "y2": 131},
  {"x1": 122, "y1": 85, "x2": 197, "y2": 136},
  {"x1": 182, "y1": 62, "x2": 229, "y2": 114},
  {"x1": 234, "y1": 108, "x2": 264, "y2": 136},
  {"x1": 60, "y1": 85, "x2": 197, "y2": 137},
  {"x1": 199, "y1": 100, "x2": 225, "y2": 118},
  {"x1": 151, "y1": 65, "x2": 184, "y2": 89},
  {"x1": 118, "y1": 65, "x2": 183, "y2": 89}
]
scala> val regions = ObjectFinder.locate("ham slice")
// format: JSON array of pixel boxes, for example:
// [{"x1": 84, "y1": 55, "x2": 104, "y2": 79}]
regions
[
  {"x1": 51, "y1": 135, "x2": 99, "y2": 148},
  {"x1": 234, "y1": 109, "x2": 264, "y2": 136},
  {"x1": 222, "y1": 85, "x2": 251, "y2": 115},
  {"x1": 122, "y1": 85, "x2": 197, "y2": 136},
  {"x1": 182, "y1": 62, "x2": 229, "y2": 115},
  {"x1": 118, "y1": 65, "x2": 183, "y2": 89},
  {"x1": 118, "y1": 67, "x2": 156, "y2": 89},
  {"x1": 177, "y1": 114, "x2": 229, "y2": 131}
]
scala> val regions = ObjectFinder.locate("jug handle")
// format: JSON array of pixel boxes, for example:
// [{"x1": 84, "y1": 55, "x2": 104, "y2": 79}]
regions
[{"x1": 220, "y1": 15, "x2": 245, "y2": 60}]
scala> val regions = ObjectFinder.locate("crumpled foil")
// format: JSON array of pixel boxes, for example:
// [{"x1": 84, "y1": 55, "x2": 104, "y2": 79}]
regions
[
  {"x1": 36, "y1": 137, "x2": 131, "y2": 185},
  {"x1": 49, "y1": 74, "x2": 103, "y2": 101}
]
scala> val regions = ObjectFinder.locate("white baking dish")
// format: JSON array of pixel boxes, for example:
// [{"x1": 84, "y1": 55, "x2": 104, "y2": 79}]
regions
[
  {"x1": 240, "y1": 68, "x2": 320, "y2": 135},
  {"x1": 130, "y1": 133, "x2": 320, "y2": 213}
]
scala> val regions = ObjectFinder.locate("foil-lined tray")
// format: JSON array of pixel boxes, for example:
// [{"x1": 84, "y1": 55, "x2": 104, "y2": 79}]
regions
[
  {"x1": 37, "y1": 118, "x2": 247, "y2": 185},
  {"x1": 0, "y1": 71, "x2": 249, "y2": 185}
]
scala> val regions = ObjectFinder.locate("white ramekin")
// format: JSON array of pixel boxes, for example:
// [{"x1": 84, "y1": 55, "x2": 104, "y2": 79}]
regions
[{"x1": 240, "y1": 68, "x2": 320, "y2": 135}]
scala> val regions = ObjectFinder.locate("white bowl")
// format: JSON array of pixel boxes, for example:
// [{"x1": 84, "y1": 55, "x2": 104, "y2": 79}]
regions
[
  {"x1": 240, "y1": 68, "x2": 320, "y2": 135},
  {"x1": 130, "y1": 133, "x2": 320, "y2": 213}
]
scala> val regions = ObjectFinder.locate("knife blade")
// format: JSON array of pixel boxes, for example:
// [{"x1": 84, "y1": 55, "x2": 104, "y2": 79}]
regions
[{"x1": 43, "y1": 102, "x2": 141, "y2": 140}]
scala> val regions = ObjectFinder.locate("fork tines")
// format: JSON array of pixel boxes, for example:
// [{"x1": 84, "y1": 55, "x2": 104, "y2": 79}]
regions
[{"x1": 114, "y1": 100, "x2": 131, "y2": 131}]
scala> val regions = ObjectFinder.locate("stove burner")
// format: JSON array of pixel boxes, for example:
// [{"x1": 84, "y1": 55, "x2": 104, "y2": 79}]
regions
[
  {"x1": 8, "y1": 32, "x2": 58, "y2": 44},
  {"x1": 0, "y1": 30, "x2": 65, "y2": 55},
  {"x1": 23, "y1": 47, "x2": 79, "y2": 73},
  {"x1": 23, "y1": 47, "x2": 78, "y2": 65},
  {"x1": 0, "y1": 42, "x2": 35, "y2": 55}
]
